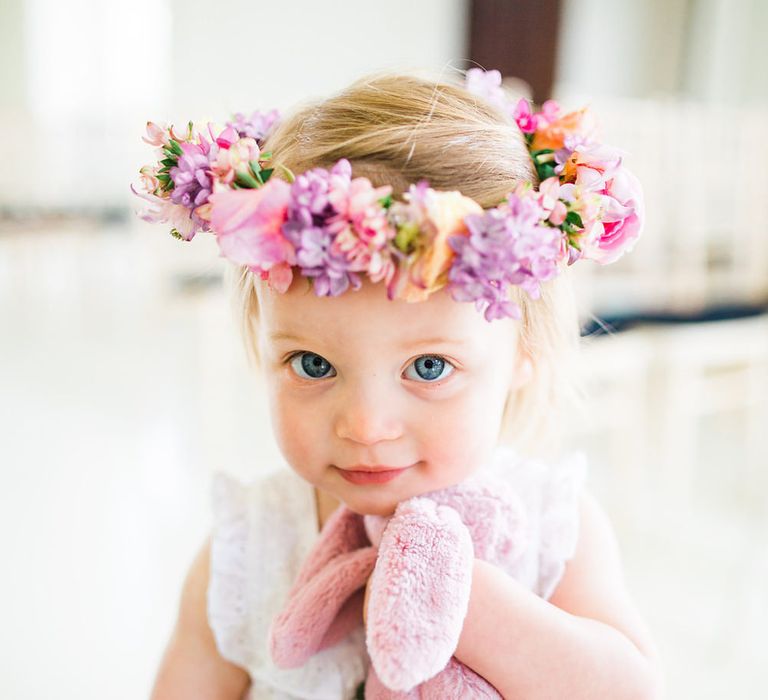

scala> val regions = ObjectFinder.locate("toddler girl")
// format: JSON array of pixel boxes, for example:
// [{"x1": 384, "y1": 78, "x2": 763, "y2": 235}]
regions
[{"x1": 140, "y1": 69, "x2": 663, "y2": 699}]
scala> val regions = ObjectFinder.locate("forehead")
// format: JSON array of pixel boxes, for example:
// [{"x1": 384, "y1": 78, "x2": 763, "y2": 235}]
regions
[{"x1": 254, "y1": 274, "x2": 518, "y2": 352}]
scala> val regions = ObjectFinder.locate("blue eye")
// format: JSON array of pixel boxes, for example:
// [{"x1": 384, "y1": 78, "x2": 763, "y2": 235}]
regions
[
  {"x1": 405, "y1": 355, "x2": 455, "y2": 383},
  {"x1": 289, "y1": 352, "x2": 336, "y2": 380}
]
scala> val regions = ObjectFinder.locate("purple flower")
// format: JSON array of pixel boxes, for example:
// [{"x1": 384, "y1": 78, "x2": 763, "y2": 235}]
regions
[
  {"x1": 281, "y1": 159, "x2": 361, "y2": 296},
  {"x1": 169, "y1": 141, "x2": 213, "y2": 211},
  {"x1": 227, "y1": 109, "x2": 280, "y2": 145},
  {"x1": 447, "y1": 193, "x2": 562, "y2": 321}
]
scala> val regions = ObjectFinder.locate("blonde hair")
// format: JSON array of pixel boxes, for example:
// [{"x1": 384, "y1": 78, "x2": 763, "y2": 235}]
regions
[{"x1": 227, "y1": 69, "x2": 586, "y2": 458}]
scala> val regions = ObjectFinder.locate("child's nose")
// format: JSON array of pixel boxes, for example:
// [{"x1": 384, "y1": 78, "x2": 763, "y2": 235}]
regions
[{"x1": 333, "y1": 380, "x2": 403, "y2": 446}]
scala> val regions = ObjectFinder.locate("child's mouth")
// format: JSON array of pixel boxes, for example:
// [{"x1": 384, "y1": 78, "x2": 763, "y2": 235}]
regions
[{"x1": 337, "y1": 465, "x2": 412, "y2": 485}]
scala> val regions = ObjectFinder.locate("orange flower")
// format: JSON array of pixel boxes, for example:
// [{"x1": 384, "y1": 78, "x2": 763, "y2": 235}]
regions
[
  {"x1": 398, "y1": 190, "x2": 483, "y2": 303},
  {"x1": 531, "y1": 107, "x2": 593, "y2": 151}
]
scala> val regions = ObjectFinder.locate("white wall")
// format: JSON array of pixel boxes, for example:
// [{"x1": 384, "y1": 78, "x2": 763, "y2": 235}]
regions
[
  {"x1": 1, "y1": 0, "x2": 468, "y2": 209},
  {"x1": 169, "y1": 0, "x2": 468, "y2": 118},
  {"x1": 554, "y1": 0, "x2": 768, "y2": 104}
]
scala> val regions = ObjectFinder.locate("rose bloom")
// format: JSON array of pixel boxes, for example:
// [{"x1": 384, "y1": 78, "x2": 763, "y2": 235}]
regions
[
  {"x1": 581, "y1": 168, "x2": 644, "y2": 264},
  {"x1": 254, "y1": 273, "x2": 533, "y2": 521},
  {"x1": 392, "y1": 190, "x2": 483, "y2": 303}
]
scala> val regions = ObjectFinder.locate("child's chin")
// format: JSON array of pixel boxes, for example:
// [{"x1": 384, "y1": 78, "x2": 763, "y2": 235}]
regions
[{"x1": 342, "y1": 495, "x2": 399, "y2": 518}]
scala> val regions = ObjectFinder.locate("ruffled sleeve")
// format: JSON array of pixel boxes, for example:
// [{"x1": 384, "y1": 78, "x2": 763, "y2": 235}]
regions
[
  {"x1": 482, "y1": 445, "x2": 588, "y2": 600},
  {"x1": 535, "y1": 451, "x2": 588, "y2": 600}
]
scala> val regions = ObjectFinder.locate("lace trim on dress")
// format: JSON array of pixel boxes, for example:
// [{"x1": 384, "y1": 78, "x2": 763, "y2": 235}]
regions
[{"x1": 207, "y1": 469, "x2": 370, "y2": 699}]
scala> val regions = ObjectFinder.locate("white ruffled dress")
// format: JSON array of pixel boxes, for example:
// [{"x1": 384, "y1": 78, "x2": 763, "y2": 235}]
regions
[{"x1": 207, "y1": 445, "x2": 588, "y2": 700}]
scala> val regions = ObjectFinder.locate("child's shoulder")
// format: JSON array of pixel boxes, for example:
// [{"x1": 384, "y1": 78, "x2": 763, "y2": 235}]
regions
[{"x1": 209, "y1": 466, "x2": 318, "y2": 578}]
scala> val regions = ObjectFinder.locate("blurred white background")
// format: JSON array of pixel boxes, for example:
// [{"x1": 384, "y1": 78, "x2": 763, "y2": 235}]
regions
[{"x1": 1, "y1": 1, "x2": 766, "y2": 698}]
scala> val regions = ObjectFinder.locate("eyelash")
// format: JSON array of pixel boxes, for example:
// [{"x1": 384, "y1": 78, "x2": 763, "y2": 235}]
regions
[{"x1": 283, "y1": 351, "x2": 456, "y2": 385}]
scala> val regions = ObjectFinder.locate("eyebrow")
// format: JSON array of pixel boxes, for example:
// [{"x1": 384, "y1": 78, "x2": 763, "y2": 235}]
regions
[
  {"x1": 269, "y1": 332, "x2": 308, "y2": 342},
  {"x1": 269, "y1": 331, "x2": 467, "y2": 348}
]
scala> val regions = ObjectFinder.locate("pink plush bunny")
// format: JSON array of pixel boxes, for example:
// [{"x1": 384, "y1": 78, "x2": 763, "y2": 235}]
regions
[{"x1": 269, "y1": 473, "x2": 529, "y2": 698}]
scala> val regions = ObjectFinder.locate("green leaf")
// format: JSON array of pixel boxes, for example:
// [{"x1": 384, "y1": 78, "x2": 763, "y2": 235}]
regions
[
  {"x1": 565, "y1": 211, "x2": 583, "y2": 228},
  {"x1": 531, "y1": 148, "x2": 554, "y2": 157},
  {"x1": 249, "y1": 160, "x2": 262, "y2": 176},
  {"x1": 160, "y1": 157, "x2": 176, "y2": 168},
  {"x1": 235, "y1": 170, "x2": 262, "y2": 189},
  {"x1": 537, "y1": 163, "x2": 557, "y2": 180},
  {"x1": 157, "y1": 174, "x2": 174, "y2": 191},
  {"x1": 168, "y1": 139, "x2": 183, "y2": 156},
  {"x1": 169, "y1": 228, "x2": 184, "y2": 240},
  {"x1": 378, "y1": 194, "x2": 393, "y2": 209},
  {"x1": 260, "y1": 151, "x2": 272, "y2": 160},
  {"x1": 260, "y1": 168, "x2": 274, "y2": 183}
]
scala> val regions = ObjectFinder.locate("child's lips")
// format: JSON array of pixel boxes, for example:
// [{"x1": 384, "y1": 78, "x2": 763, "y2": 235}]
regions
[{"x1": 337, "y1": 464, "x2": 413, "y2": 485}]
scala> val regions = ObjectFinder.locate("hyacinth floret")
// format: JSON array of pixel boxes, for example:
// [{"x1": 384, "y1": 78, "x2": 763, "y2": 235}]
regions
[
  {"x1": 169, "y1": 140, "x2": 213, "y2": 211},
  {"x1": 281, "y1": 159, "x2": 365, "y2": 297},
  {"x1": 227, "y1": 109, "x2": 280, "y2": 144},
  {"x1": 448, "y1": 193, "x2": 561, "y2": 322}
]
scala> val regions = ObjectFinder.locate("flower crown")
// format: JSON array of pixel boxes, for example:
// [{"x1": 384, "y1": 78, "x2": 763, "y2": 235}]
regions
[{"x1": 132, "y1": 68, "x2": 643, "y2": 321}]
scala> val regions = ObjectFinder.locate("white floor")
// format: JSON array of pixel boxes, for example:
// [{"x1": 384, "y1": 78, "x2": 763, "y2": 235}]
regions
[{"x1": 1, "y1": 224, "x2": 766, "y2": 699}]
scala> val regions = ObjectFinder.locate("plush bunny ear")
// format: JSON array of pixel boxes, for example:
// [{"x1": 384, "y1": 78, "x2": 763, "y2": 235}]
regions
[
  {"x1": 366, "y1": 498, "x2": 475, "y2": 692},
  {"x1": 269, "y1": 505, "x2": 377, "y2": 668}
]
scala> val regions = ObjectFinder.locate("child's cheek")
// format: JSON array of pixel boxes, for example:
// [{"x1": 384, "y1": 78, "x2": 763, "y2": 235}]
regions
[
  {"x1": 268, "y1": 389, "x2": 322, "y2": 477},
  {"x1": 419, "y1": 388, "x2": 506, "y2": 484}
]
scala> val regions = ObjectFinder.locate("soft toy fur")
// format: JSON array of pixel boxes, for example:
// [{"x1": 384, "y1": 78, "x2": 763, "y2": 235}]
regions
[{"x1": 268, "y1": 473, "x2": 529, "y2": 698}]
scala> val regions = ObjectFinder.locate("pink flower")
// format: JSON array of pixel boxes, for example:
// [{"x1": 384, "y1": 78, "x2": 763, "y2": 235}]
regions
[
  {"x1": 264, "y1": 261, "x2": 295, "y2": 293},
  {"x1": 580, "y1": 168, "x2": 644, "y2": 264},
  {"x1": 535, "y1": 177, "x2": 567, "y2": 226},
  {"x1": 215, "y1": 125, "x2": 240, "y2": 149},
  {"x1": 464, "y1": 68, "x2": 509, "y2": 114},
  {"x1": 130, "y1": 185, "x2": 201, "y2": 240},
  {"x1": 142, "y1": 121, "x2": 169, "y2": 147},
  {"x1": 539, "y1": 100, "x2": 560, "y2": 124},
  {"x1": 327, "y1": 177, "x2": 395, "y2": 280},
  {"x1": 137, "y1": 166, "x2": 161, "y2": 195},
  {"x1": 210, "y1": 137, "x2": 261, "y2": 186},
  {"x1": 560, "y1": 142, "x2": 622, "y2": 187},
  {"x1": 512, "y1": 98, "x2": 538, "y2": 134},
  {"x1": 208, "y1": 178, "x2": 295, "y2": 271}
]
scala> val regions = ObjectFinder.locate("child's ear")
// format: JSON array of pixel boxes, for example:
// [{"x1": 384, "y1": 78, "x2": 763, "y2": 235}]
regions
[{"x1": 510, "y1": 351, "x2": 533, "y2": 391}]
